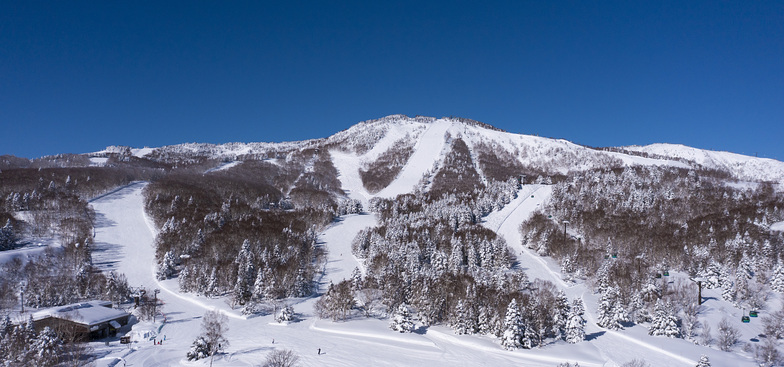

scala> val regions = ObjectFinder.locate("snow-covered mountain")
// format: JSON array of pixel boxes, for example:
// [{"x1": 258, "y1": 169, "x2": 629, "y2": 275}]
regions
[
  {"x1": 96, "y1": 114, "x2": 784, "y2": 186},
  {"x1": 4, "y1": 115, "x2": 784, "y2": 367}
]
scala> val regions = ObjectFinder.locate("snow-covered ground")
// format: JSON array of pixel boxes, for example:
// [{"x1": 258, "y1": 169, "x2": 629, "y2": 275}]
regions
[
  {"x1": 75, "y1": 116, "x2": 777, "y2": 366},
  {"x1": 83, "y1": 181, "x2": 763, "y2": 366},
  {"x1": 204, "y1": 161, "x2": 242, "y2": 173},
  {"x1": 0, "y1": 236, "x2": 60, "y2": 266},
  {"x1": 624, "y1": 143, "x2": 784, "y2": 182},
  {"x1": 90, "y1": 183, "x2": 618, "y2": 366},
  {"x1": 771, "y1": 221, "x2": 784, "y2": 232}
]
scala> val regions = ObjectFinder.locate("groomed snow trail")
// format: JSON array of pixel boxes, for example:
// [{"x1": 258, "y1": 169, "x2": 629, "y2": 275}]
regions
[
  {"x1": 91, "y1": 183, "x2": 608, "y2": 366},
  {"x1": 479, "y1": 185, "x2": 756, "y2": 367},
  {"x1": 482, "y1": 185, "x2": 568, "y2": 288},
  {"x1": 85, "y1": 169, "x2": 757, "y2": 365},
  {"x1": 375, "y1": 120, "x2": 451, "y2": 198},
  {"x1": 318, "y1": 213, "x2": 378, "y2": 285}
]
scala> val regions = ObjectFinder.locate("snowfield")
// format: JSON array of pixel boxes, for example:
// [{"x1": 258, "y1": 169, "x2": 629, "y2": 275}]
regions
[
  {"x1": 63, "y1": 116, "x2": 781, "y2": 366},
  {"x1": 624, "y1": 143, "x2": 784, "y2": 183},
  {"x1": 90, "y1": 184, "x2": 618, "y2": 366},
  {"x1": 81, "y1": 182, "x2": 761, "y2": 366}
]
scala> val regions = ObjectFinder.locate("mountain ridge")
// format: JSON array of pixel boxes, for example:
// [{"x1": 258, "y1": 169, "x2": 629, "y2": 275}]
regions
[{"x1": 5, "y1": 114, "x2": 782, "y2": 186}]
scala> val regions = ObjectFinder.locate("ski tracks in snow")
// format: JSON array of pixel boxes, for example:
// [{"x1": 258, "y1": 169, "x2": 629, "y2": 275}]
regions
[{"x1": 482, "y1": 185, "x2": 569, "y2": 288}]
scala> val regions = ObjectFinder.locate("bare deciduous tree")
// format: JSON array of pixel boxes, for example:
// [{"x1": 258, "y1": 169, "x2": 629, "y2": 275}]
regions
[
  {"x1": 262, "y1": 349, "x2": 300, "y2": 367},
  {"x1": 717, "y1": 318, "x2": 739, "y2": 352}
]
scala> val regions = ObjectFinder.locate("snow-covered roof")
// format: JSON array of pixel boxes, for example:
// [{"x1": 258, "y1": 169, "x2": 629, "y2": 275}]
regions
[{"x1": 31, "y1": 300, "x2": 128, "y2": 327}]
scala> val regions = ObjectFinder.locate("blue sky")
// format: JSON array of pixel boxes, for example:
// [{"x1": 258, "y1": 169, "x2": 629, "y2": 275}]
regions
[{"x1": 2, "y1": 1, "x2": 782, "y2": 160}]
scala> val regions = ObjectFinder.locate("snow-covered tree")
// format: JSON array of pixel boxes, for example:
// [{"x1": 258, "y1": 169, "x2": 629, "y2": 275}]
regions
[
  {"x1": 716, "y1": 318, "x2": 739, "y2": 352},
  {"x1": 719, "y1": 266, "x2": 735, "y2": 302},
  {"x1": 771, "y1": 263, "x2": 784, "y2": 293},
  {"x1": 565, "y1": 298, "x2": 586, "y2": 344},
  {"x1": 451, "y1": 300, "x2": 472, "y2": 335},
  {"x1": 314, "y1": 281, "x2": 355, "y2": 321},
  {"x1": 0, "y1": 219, "x2": 18, "y2": 251},
  {"x1": 205, "y1": 268, "x2": 219, "y2": 297},
  {"x1": 695, "y1": 354, "x2": 711, "y2": 367},
  {"x1": 29, "y1": 326, "x2": 62, "y2": 367},
  {"x1": 648, "y1": 300, "x2": 680, "y2": 338},
  {"x1": 186, "y1": 336, "x2": 211, "y2": 361},
  {"x1": 501, "y1": 299, "x2": 523, "y2": 350},
  {"x1": 233, "y1": 239, "x2": 255, "y2": 305},
  {"x1": 552, "y1": 290, "x2": 570, "y2": 340},
  {"x1": 390, "y1": 303, "x2": 414, "y2": 333},
  {"x1": 276, "y1": 305, "x2": 296, "y2": 323},
  {"x1": 187, "y1": 310, "x2": 229, "y2": 362},
  {"x1": 350, "y1": 267, "x2": 363, "y2": 290},
  {"x1": 477, "y1": 306, "x2": 492, "y2": 335},
  {"x1": 156, "y1": 250, "x2": 178, "y2": 280},
  {"x1": 597, "y1": 287, "x2": 627, "y2": 330}
]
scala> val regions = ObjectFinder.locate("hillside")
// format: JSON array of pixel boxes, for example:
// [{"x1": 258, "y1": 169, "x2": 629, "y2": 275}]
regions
[{"x1": 1, "y1": 115, "x2": 783, "y2": 366}]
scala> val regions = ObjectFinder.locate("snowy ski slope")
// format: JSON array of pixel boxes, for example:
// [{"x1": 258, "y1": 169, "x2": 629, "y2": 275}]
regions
[
  {"x1": 84, "y1": 181, "x2": 761, "y2": 366},
  {"x1": 76, "y1": 116, "x2": 782, "y2": 366}
]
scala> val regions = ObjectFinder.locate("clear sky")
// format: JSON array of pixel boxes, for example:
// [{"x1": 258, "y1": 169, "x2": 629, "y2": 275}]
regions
[{"x1": 2, "y1": 1, "x2": 782, "y2": 160}]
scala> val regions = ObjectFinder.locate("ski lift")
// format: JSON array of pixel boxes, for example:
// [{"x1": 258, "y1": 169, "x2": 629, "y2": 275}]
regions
[
  {"x1": 548, "y1": 215, "x2": 552, "y2": 219},
  {"x1": 663, "y1": 271, "x2": 669, "y2": 276},
  {"x1": 749, "y1": 310, "x2": 758, "y2": 317},
  {"x1": 655, "y1": 273, "x2": 662, "y2": 279},
  {"x1": 742, "y1": 315, "x2": 750, "y2": 323},
  {"x1": 611, "y1": 253, "x2": 618, "y2": 259}
]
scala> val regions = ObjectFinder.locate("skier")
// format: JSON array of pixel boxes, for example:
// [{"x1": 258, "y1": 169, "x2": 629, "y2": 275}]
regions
[{"x1": 318, "y1": 348, "x2": 321, "y2": 355}]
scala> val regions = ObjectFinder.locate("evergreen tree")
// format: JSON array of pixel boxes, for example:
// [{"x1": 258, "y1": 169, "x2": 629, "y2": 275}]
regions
[
  {"x1": 719, "y1": 266, "x2": 734, "y2": 302},
  {"x1": 597, "y1": 287, "x2": 627, "y2": 330},
  {"x1": 0, "y1": 219, "x2": 17, "y2": 250},
  {"x1": 522, "y1": 318, "x2": 537, "y2": 349},
  {"x1": 252, "y1": 268, "x2": 266, "y2": 300},
  {"x1": 771, "y1": 264, "x2": 784, "y2": 293},
  {"x1": 206, "y1": 267, "x2": 219, "y2": 297},
  {"x1": 629, "y1": 292, "x2": 650, "y2": 323},
  {"x1": 565, "y1": 298, "x2": 586, "y2": 344},
  {"x1": 452, "y1": 300, "x2": 470, "y2": 335},
  {"x1": 390, "y1": 303, "x2": 414, "y2": 333},
  {"x1": 156, "y1": 250, "x2": 178, "y2": 280},
  {"x1": 477, "y1": 306, "x2": 492, "y2": 334},
  {"x1": 276, "y1": 305, "x2": 296, "y2": 323},
  {"x1": 29, "y1": 326, "x2": 62, "y2": 367},
  {"x1": 695, "y1": 354, "x2": 711, "y2": 367},
  {"x1": 648, "y1": 300, "x2": 680, "y2": 338},
  {"x1": 350, "y1": 267, "x2": 363, "y2": 290},
  {"x1": 552, "y1": 290, "x2": 570, "y2": 340},
  {"x1": 233, "y1": 240, "x2": 255, "y2": 305},
  {"x1": 501, "y1": 299, "x2": 523, "y2": 350}
]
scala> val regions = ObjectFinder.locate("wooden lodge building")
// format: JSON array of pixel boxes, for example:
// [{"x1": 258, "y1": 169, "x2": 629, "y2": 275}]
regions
[{"x1": 31, "y1": 300, "x2": 130, "y2": 341}]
